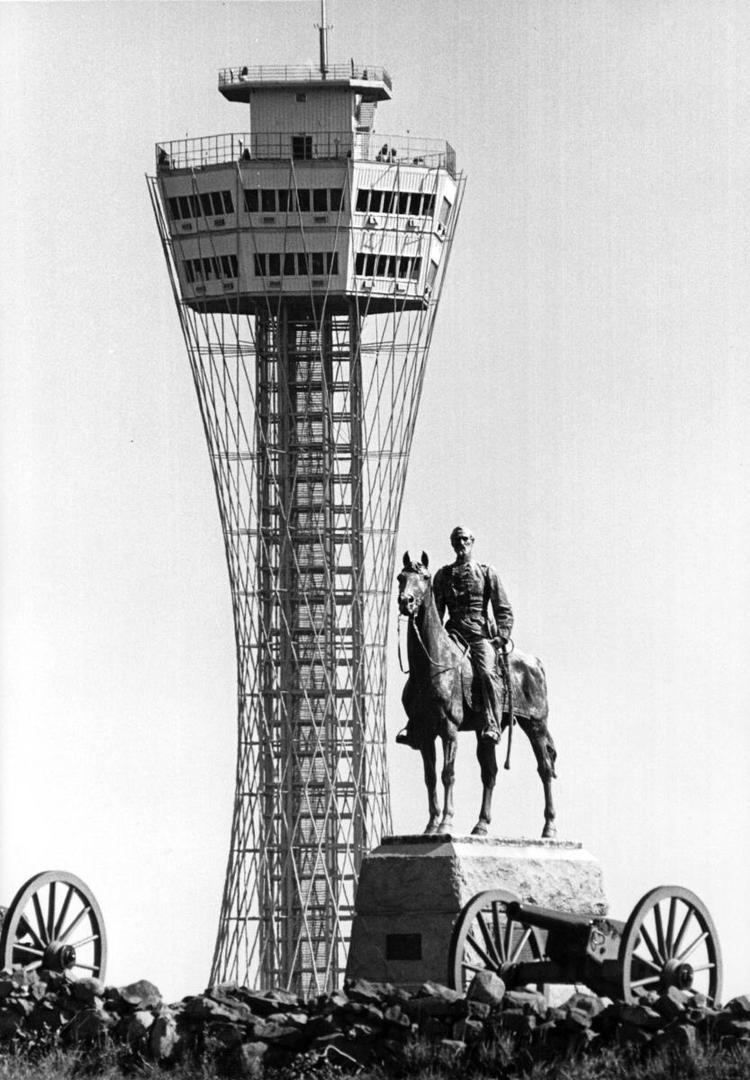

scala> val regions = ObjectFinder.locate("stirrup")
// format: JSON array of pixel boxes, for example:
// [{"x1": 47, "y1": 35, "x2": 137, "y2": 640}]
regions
[
  {"x1": 480, "y1": 728, "x2": 500, "y2": 744},
  {"x1": 396, "y1": 727, "x2": 420, "y2": 749}
]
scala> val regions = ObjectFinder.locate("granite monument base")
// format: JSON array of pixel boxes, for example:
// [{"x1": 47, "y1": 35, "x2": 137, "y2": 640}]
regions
[{"x1": 346, "y1": 835, "x2": 609, "y2": 990}]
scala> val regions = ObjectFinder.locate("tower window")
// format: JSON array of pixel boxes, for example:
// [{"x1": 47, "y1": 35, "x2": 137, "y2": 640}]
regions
[
  {"x1": 313, "y1": 189, "x2": 328, "y2": 213},
  {"x1": 261, "y1": 189, "x2": 276, "y2": 213},
  {"x1": 292, "y1": 135, "x2": 313, "y2": 160},
  {"x1": 244, "y1": 189, "x2": 259, "y2": 213},
  {"x1": 296, "y1": 93, "x2": 307, "y2": 103}
]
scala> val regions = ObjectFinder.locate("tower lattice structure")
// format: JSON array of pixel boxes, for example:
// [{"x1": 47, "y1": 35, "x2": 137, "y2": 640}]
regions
[{"x1": 148, "y1": 43, "x2": 464, "y2": 995}]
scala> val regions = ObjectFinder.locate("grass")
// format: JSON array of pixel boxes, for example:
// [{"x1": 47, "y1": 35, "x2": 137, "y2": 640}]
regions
[{"x1": 1, "y1": 1039, "x2": 750, "y2": 1080}]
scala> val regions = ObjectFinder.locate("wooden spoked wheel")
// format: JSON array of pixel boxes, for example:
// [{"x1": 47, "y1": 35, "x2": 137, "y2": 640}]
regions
[
  {"x1": 448, "y1": 889, "x2": 545, "y2": 992},
  {"x1": 0, "y1": 870, "x2": 107, "y2": 980},
  {"x1": 618, "y1": 885, "x2": 722, "y2": 1004}
]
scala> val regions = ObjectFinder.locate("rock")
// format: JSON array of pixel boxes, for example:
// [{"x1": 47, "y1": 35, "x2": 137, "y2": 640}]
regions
[
  {"x1": 29, "y1": 980, "x2": 49, "y2": 1002},
  {"x1": 232, "y1": 1040, "x2": 268, "y2": 1078},
  {"x1": 559, "y1": 992, "x2": 605, "y2": 1032},
  {"x1": 617, "y1": 1003, "x2": 663, "y2": 1031},
  {"x1": 62, "y1": 1005, "x2": 114, "y2": 1045},
  {"x1": 467, "y1": 970, "x2": 505, "y2": 1008},
  {"x1": 323, "y1": 989, "x2": 350, "y2": 1011},
  {"x1": 404, "y1": 996, "x2": 465, "y2": 1021},
  {"x1": 116, "y1": 979, "x2": 162, "y2": 1010},
  {"x1": 655, "y1": 1023, "x2": 698, "y2": 1053},
  {"x1": 715, "y1": 1015, "x2": 750, "y2": 1039},
  {"x1": 126, "y1": 1010, "x2": 154, "y2": 1052},
  {"x1": 0, "y1": 1013, "x2": 23, "y2": 1039},
  {"x1": 452, "y1": 1017, "x2": 484, "y2": 1043},
  {"x1": 71, "y1": 977, "x2": 105, "y2": 1004},
  {"x1": 418, "y1": 981, "x2": 463, "y2": 1002},
  {"x1": 725, "y1": 995, "x2": 750, "y2": 1017},
  {"x1": 184, "y1": 995, "x2": 253, "y2": 1024},
  {"x1": 149, "y1": 1011, "x2": 181, "y2": 1063},
  {"x1": 503, "y1": 989, "x2": 547, "y2": 1017},
  {"x1": 206, "y1": 1020, "x2": 244, "y2": 1049},
  {"x1": 496, "y1": 1009, "x2": 537, "y2": 1034},
  {"x1": 466, "y1": 999, "x2": 491, "y2": 1020},
  {"x1": 258, "y1": 988, "x2": 300, "y2": 1011},
  {"x1": 654, "y1": 986, "x2": 689, "y2": 1021},
  {"x1": 347, "y1": 978, "x2": 390, "y2": 1004}
]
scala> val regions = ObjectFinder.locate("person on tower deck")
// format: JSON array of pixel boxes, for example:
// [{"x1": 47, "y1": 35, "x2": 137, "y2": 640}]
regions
[{"x1": 396, "y1": 525, "x2": 513, "y2": 748}]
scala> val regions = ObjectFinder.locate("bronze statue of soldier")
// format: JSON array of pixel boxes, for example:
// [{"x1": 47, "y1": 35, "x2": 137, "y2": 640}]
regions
[{"x1": 397, "y1": 525, "x2": 513, "y2": 748}]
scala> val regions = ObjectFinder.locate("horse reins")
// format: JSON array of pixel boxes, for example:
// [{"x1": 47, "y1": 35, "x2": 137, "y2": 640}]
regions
[{"x1": 398, "y1": 613, "x2": 470, "y2": 674}]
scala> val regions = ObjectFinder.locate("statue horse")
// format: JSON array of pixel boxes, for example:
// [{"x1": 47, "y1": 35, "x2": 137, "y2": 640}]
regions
[{"x1": 397, "y1": 551, "x2": 558, "y2": 838}]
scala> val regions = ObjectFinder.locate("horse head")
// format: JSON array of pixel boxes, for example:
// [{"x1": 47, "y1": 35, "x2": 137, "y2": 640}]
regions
[{"x1": 397, "y1": 550, "x2": 431, "y2": 617}]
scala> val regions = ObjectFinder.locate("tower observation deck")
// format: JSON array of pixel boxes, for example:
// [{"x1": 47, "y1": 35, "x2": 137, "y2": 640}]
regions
[{"x1": 148, "y1": 19, "x2": 464, "y2": 995}]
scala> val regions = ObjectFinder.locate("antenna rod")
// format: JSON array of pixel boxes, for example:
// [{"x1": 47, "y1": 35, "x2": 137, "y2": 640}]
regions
[{"x1": 318, "y1": 0, "x2": 329, "y2": 77}]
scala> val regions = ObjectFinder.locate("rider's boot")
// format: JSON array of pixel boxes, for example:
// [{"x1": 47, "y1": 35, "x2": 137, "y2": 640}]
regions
[{"x1": 396, "y1": 724, "x2": 420, "y2": 749}]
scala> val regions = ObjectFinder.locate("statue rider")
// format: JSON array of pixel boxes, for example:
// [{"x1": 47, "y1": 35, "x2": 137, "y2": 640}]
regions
[{"x1": 397, "y1": 525, "x2": 513, "y2": 747}]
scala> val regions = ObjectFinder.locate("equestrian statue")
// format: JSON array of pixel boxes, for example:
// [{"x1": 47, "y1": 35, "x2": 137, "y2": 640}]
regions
[{"x1": 396, "y1": 526, "x2": 557, "y2": 838}]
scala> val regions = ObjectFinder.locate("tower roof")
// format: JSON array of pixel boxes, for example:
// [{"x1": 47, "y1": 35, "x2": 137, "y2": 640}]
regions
[{"x1": 218, "y1": 63, "x2": 392, "y2": 104}]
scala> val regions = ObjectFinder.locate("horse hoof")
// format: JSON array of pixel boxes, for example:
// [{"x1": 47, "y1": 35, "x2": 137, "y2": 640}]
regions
[
  {"x1": 439, "y1": 819, "x2": 454, "y2": 835},
  {"x1": 424, "y1": 821, "x2": 440, "y2": 835},
  {"x1": 471, "y1": 822, "x2": 488, "y2": 837},
  {"x1": 542, "y1": 824, "x2": 557, "y2": 839}
]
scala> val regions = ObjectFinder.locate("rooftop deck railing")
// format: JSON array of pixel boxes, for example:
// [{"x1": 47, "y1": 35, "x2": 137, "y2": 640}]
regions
[
  {"x1": 218, "y1": 63, "x2": 392, "y2": 90},
  {"x1": 156, "y1": 131, "x2": 457, "y2": 176}
]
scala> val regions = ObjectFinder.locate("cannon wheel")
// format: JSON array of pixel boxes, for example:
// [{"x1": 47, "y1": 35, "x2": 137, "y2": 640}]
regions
[
  {"x1": 0, "y1": 871, "x2": 107, "y2": 981},
  {"x1": 448, "y1": 888, "x2": 545, "y2": 993},
  {"x1": 618, "y1": 885, "x2": 722, "y2": 1004}
]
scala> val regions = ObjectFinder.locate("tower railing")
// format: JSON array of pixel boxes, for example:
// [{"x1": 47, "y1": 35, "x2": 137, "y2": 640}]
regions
[
  {"x1": 156, "y1": 132, "x2": 457, "y2": 175},
  {"x1": 218, "y1": 63, "x2": 392, "y2": 89}
]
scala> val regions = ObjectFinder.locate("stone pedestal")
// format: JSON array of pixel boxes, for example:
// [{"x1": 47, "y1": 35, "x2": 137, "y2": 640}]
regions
[{"x1": 346, "y1": 834, "x2": 609, "y2": 989}]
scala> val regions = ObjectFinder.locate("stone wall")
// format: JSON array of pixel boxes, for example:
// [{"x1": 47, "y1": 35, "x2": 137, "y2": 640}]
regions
[{"x1": 1, "y1": 967, "x2": 749, "y2": 1076}]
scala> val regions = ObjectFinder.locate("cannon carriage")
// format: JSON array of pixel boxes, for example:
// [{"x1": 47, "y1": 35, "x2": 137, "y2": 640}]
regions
[
  {"x1": 448, "y1": 884, "x2": 722, "y2": 1004},
  {"x1": 0, "y1": 871, "x2": 107, "y2": 981}
]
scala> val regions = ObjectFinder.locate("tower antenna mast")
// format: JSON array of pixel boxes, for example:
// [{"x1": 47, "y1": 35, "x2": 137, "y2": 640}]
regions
[{"x1": 316, "y1": 0, "x2": 330, "y2": 77}]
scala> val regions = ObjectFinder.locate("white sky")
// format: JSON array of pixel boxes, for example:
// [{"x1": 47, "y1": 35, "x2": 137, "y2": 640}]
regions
[{"x1": 1, "y1": 0, "x2": 749, "y2": 1002}]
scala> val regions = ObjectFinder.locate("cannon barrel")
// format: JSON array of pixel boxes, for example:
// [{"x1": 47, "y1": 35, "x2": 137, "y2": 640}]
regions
[{"x1": 507, "y1": 900, "x2": 596, "y2": 937}]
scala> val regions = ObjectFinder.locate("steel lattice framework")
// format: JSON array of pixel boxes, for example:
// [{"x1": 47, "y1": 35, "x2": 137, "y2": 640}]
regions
[{"x1": 148, "y1": 58, "x2": 464, "y2": 994}]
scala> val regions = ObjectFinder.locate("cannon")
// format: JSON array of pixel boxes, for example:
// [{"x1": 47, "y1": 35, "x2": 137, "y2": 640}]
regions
[
  {"x1": 0, "y1": 871, "x2": 107, "y2": 981},
  {"x1": 448, "y1": 885, "x2": 722, "y2": 1004}
]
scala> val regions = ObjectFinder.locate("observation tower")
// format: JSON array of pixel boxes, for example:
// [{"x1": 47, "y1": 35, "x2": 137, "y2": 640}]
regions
[{"x1": 147, "y1": 8, "x2": 464, "y2": 995}]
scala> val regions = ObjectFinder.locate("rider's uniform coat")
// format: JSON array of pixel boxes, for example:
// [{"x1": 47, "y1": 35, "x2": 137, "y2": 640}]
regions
[{"x1": 433, "y1": 560, "x2": 513, "y2": 735}]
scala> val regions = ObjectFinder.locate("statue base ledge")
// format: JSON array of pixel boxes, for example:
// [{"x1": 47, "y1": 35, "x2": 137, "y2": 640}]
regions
[
  {"x1": 382, "y1": 834, "x2": 582, "y2": 849},
  {"x1": 346, "y1": 834, "x2": 609, "y2": 989}
]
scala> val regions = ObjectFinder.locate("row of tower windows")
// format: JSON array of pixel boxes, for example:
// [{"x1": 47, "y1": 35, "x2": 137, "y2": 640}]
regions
[
  {"x1": 183, "y1": 254, "x2": 239, "y2": 283},
  {"x1": 167, "y1": 187, "x2": 446, "y2": 225},
  {"x1": 254, "y1": 252, "x2": 340, "y2": 277},
  {"x1": 355, "y1": 189, "x2": 436, "y2": 217},
  {"x1": 354, "y1": 253, "x2": 422, "y2": 280},
  {"x1": 169, "y1": 191, "x2": 234, "y2": 221},
  {"x1": 244, "y1": 188, "x2": 344, "y2": 214}
]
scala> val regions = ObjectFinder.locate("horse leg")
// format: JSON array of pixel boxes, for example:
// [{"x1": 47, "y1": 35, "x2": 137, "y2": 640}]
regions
[
  {"x1": 420, "y1": 739, "x2": 441, "y2": 834},
  {"x1": 471, "y1": 731, "x2": 498, "y2": 836},
  {"x1": 438, "y1": 731, "x2": 457, "y2": 832},
  {"x1": 517, "y1": 715, "x2": 558, "y2": 838}
]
